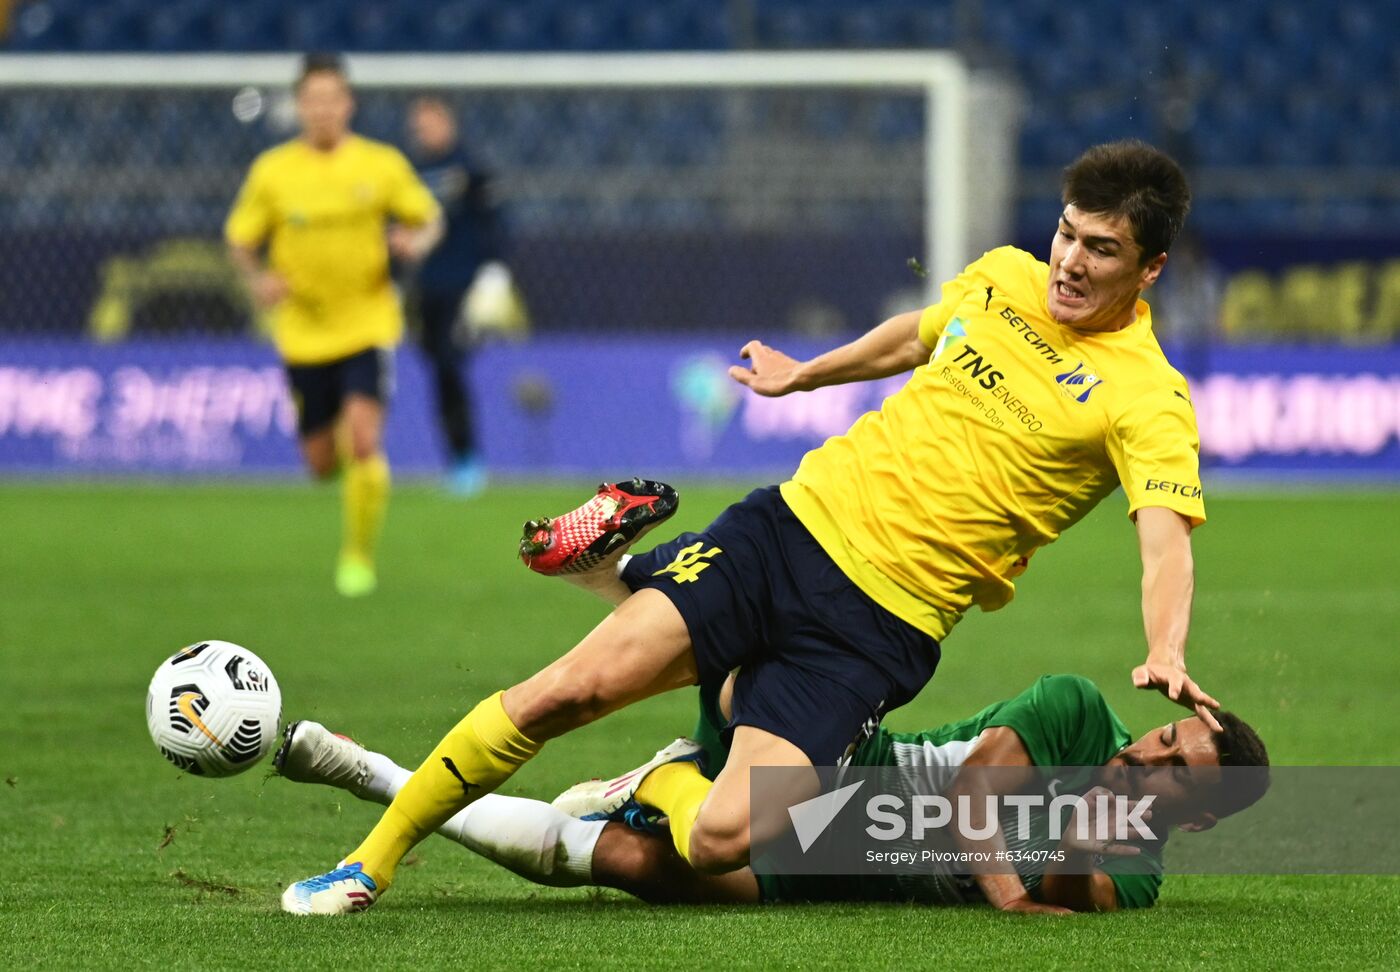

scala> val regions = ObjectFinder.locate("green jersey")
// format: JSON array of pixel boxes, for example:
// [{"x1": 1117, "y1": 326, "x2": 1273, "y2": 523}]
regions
[{"x1": 719, "y1": 675, "x2": 1164, "y2": 909}]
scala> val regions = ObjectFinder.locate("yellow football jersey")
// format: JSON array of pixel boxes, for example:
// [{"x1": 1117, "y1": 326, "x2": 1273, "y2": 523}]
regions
[
  {"x1": 225, "y1": 135, "x2": 439, "y2": 365},
  {"x1": 782, "y1": 246, "x2": 1205, "y2": 641}
]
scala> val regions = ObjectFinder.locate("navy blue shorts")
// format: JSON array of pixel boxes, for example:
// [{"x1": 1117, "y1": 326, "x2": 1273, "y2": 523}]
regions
[
  {"x1": 285, "y1": 347, "x2": 394, "y2": 437},
  {"x1": 621, "y1": 486, "x2": 940, "y2": 765}
]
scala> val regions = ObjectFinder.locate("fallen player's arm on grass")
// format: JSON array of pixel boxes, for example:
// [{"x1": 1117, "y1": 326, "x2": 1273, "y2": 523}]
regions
[
  {"x1": 728, "y1": 309, "x2": 928, "y2": 397},
  {"x1": 943, "y1": 727, "x2": 1064, "y2": 914},
  {"x1": 1037, "y1": 867, "x2": 1118, "y2": 913},
  {"x1": 1038, "y1": 783, "x2": 1163, "y2": 913},
  {"x1": 1038, "y1": 844, "x2": 1120, "y2": 913}
]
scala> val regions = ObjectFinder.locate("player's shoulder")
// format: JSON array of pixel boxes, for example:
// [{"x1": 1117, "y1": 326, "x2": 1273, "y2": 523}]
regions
[
  {"x1": 1108, "y1": 313, "x2": 1196, "y2": 412},
  {"x1": 347, "y1": 134, "x2": 414, "y2": 168},
  {"x1": 1145, "y1": 317, "x2": 1191, "y2": 394},
  {"x1": 457, "y1": 145, "x2": 489, "y2": 174},
  {"x1": 248, "y1": 139, "x2": 304, "y2": 171},
  {"x1": 1031, "y1": 673, "x2": 1107, "y2": 710},
  {"x1": 966, "y1": 246, "x2": 1049, "y2": 298},
  {"x1": 1155, "y1": 360, "x2": 1193, "y2": 402},
  {"x1": 967, "y1": 245, "x2": 1044, "y2": 276}
]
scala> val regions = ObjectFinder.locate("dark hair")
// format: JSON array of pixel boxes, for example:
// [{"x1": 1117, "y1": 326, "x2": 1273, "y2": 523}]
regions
[
  {"x1": 1209, "y1": 710, "x2": 1271, "y2": 819},
  {"x1": 1061, "y1": 140, "x2": 1191, "y2": 261},
  {"x1": 296, "y1": 53, "x2": 348, "y2": 90}
]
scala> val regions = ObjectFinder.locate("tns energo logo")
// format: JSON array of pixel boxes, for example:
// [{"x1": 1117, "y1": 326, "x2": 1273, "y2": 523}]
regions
[{"x1": 1055, "y1": 361, "x2": 1105, "y2": 403}]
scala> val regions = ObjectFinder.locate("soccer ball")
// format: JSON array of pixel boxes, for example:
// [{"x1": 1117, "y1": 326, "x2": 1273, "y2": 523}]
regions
[{"x1": 146, "y1": 640, "x2": 282, "y2": 778}]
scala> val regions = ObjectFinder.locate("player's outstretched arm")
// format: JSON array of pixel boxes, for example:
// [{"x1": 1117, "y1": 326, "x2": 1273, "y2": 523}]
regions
[
  {"x1": 1039, "y1": 786, "x2": 1147, "y2": 912},
  {"x1": 943, "y1": 727, "x2": 1072, "y2": 916},
  {"x1": 1132, "y1": 507, "x2": 1222, "y2": 731},
  {"x1": 727, "y1": 309, "x2": 929, "y2": 397}
]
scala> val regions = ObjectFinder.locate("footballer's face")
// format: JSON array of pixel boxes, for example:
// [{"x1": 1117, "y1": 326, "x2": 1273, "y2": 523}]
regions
[
  {"x1": 297, "y1": 71, "x2": 354, "y2": 149},
  {"x1": 1103, "y1": 718, "x2": 1222, "y2": 824},
  {"x1": 1046, "y1": 205, "x2": 1166, "y2": 332},
  {"x1": 409, "y1": 99, "x2": 456, "y2": 155}
]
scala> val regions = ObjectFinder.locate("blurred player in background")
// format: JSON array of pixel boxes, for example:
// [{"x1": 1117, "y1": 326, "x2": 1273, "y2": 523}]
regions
[
  {"x1": 405, "y1": 96, "x2": 522, "y2": 496},
  {"x1": 226, "y1": 55, "x2": 442, "y2": 597}
]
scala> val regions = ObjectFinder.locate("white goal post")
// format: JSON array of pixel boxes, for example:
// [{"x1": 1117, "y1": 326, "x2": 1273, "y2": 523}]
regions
[{"x1": 0, "y1": 51, "x2": 1020, "y2": 299}]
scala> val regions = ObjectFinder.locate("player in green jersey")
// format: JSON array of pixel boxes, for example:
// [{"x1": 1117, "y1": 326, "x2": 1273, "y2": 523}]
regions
[{"x1": 275, "y1": 674, "x2": 1268, "y2": 913}]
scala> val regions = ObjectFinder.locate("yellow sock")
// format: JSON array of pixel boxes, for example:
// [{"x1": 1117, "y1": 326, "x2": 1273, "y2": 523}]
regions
[
  {"x1": 342, "y1": 453, "x2": 390, "y2": 563},
  {"x1": 345, "y1": 691, "x2": 541, "y2": 887},
  {"x1": 636, "y1": 761, "x2": 713, "y2": 863}
]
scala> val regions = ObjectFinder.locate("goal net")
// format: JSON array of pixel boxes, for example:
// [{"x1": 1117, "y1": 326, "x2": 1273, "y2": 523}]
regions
[{"x1": 0, "y1": 51, "x2": 1019, "y2": 341}]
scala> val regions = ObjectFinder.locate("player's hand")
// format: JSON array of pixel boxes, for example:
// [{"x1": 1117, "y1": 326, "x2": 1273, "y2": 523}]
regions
[
  {"x1": 1059, "y1": 786, "x2": 1151, "y2": 858},
  {"x1": 997, "y1": 895, "x2": 1071, "y2": 916},
  {"x1": 387, "y1": 225, "x2": 428, "y2": 262},
  {"x1": 727, "y1": 341, "x2": 808, "y2": 397},
  {"x1": 251, "y1": 271, "x2": 289, "y2": 309},
  {"x1": 1132, "y1": 661, "x2": 1222, "y2": 732}
]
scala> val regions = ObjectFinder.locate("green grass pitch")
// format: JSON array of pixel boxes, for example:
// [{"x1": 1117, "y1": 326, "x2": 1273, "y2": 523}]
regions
[{"x1": 1, "y1": 480, "x2": 1397, "y2": 969}]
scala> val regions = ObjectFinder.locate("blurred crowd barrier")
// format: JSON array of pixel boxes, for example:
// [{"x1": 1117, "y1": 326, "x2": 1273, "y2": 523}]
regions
[{"x1": 4, "y1": 339, "x2": 1399, "y2": 478}]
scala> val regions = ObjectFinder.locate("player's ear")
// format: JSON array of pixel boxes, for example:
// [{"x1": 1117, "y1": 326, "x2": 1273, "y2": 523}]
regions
[
  {"x1": 1177, "y1": 811, "x2": 1218, "y2": 833},
  {"x1": 1139, "y1": 252, "x2": 1167, "y2": 289}
]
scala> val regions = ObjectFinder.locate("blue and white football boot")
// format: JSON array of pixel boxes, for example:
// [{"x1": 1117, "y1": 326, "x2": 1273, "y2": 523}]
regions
[{"x1": 281, "y1": 861, "x2": 379, "y2": 916}]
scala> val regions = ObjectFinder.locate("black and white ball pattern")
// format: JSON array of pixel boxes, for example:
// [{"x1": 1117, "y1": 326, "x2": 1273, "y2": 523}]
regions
[{"x1": 146, "y1": 641, "x2": 282, "y2": 778}]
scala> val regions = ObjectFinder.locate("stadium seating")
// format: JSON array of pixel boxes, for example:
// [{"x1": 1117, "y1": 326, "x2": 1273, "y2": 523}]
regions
[{"x1": 0, "y1": 0, "x2": 1395, "y2": 237}]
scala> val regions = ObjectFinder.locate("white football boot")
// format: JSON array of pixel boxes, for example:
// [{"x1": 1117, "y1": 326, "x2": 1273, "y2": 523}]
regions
[
  {"x1": 273, "y1": 720, "x2": 376, "y2": 801},
  {"x1": 551, "y1": 737, "x2": 704, "y2": 826}
]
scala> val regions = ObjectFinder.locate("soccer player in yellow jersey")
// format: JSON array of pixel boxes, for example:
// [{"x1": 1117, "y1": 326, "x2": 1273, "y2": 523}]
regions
[
  {"x1": 226, "y1": 56, "x2": 442, "y2": 597},
  {"x1": 282, "y1": 141, "x2": 1219, "y2": 917}
]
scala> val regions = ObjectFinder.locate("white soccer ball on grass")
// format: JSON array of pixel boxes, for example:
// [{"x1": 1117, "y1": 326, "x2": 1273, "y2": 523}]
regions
[{"x1": 146, "y1": 640, "x2": 282, "y2": 777}]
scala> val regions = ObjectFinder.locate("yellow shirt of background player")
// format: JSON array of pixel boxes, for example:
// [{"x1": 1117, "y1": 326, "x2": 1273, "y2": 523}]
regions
[
  {"x1": 782, "y1": 246, "x2": 1205, "y2": 641},
  {"x1": 225, "y1": 135, "x2": 440, "y2": 365}
]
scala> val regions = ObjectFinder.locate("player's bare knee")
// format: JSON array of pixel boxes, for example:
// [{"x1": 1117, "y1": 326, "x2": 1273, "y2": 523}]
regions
[
  {"x1": 686, "y1": 815, "x2": 749, "y2": 874},
  {"x1": 347, "y1": 430, "x2": 379, "y2": 463},
  {"x1": 300, "y1": 432, "x2": 338, "y2": 479},
  {"x1": 306, "y1": 454, "x2": 338, "y2": 480}
]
